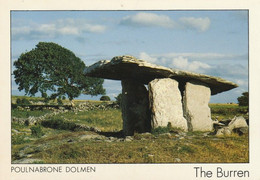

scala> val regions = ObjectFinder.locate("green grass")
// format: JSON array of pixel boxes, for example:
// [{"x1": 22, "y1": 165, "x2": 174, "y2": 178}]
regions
[
  {"x1": 210, "y1": 103, "x2": 248, "y2": 120},
  {"x1": 45, "y1": 109, "x2": 122, "y2": 132},
  {"x1": 11, "y1": 97, "x2": 249, "y2": 164},
  {"x1": 29, "y1": 133, "x2": 248, "y2": 164},
  {"x1": 12, "y1": 109, "x2": 52, "y2": 118}
]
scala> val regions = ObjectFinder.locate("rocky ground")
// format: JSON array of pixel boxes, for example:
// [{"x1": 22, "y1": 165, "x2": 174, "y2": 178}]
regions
[{"x1": 11, "y1": 100, "x2": 249, "y2": 164}]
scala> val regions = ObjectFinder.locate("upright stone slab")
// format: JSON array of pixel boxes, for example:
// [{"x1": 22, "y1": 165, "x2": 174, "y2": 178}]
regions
[
  {"x1": 183, "y1": 81, "x2": 213, "y2": 131},
  {"x1": 148, "y1": 78, "x2": 188, "y2": 131},
  {"x1": 121, "y1": 79, "x2": 151, "y2": 136}
]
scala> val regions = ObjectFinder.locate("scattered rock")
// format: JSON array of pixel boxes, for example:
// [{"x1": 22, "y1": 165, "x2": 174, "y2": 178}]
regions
[
  {"x1": 124, "y1": 136, "x2": 133, "y2": 142},
  {"x1": 178, "y1": 132, "x2": 187, "y2": 136},
  {"x1": 12, "y1": 129, "x2": 20, "y2": 134},
  {"x1": 216, "y1": 127, "x2": 232, "y2": 136},
  {"x1": 108, "y1": 136, "x2": 117, "y2": 141},
  {"x1": 104, "y1": 140, "x2": 113, "y2": 143},
  {"x1": 233, "y1": 127, "x2": 248, "y2": 136},
  {"x1": 79, "y1": 134, "x2": 105, "y2": 141},
  {"x1": 159, "y1": 133, "x2": 172, "y2": 138},
  {"x1": 203, "y1": 132, "x2": 210, "y2": 137},
  {"x1": 67, "y1": 139, "x2": 73, "y2": 143},
  {"x1": 228, "y1": 116, "x2": 248, "y2": 131},
  {"x1": 141, "y1": 132, "x2": 152, "y2": 136},
  {"x1": 174, "y1": 158, "x2": 181, "y2": 163},
  {"x1": 12, "y1": 158, "x2": 43, "y2": 164}
]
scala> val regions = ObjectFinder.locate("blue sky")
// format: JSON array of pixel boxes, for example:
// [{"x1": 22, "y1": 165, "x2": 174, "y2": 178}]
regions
[{"x1": 11, "y1": 10, "x2": 248, "y2": 103}]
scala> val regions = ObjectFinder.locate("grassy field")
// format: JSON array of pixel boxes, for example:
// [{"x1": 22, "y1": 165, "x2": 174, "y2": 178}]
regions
[{"x1": 11, "y1": 96, "x2": 249, "y2": 164}]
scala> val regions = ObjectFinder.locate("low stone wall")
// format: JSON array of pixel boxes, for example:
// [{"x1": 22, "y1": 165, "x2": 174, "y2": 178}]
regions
[{"x1": 12, "y1": 102, "x2": 120, "y2": 126}]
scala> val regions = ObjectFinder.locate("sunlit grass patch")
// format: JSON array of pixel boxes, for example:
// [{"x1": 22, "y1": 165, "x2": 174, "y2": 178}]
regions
[{"x1": 49, "y1": 109, "x2": 122, "y2": 132}]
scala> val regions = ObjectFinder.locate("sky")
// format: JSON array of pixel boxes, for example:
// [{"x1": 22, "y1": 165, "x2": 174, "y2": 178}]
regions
[{"x1": 11, "y1": 10, "x2": 248, "y2": 103}]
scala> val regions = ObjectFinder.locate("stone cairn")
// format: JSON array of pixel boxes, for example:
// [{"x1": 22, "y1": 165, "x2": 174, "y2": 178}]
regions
[{"x1": 84, "y1": 55, "x2": 238, "y2": 136}]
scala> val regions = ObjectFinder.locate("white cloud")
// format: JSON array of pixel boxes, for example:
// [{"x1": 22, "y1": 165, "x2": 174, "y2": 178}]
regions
[
  {"x1": 179, "y1": 17, "x2": 211, "y2": 32},
  {"x1": 171, "y1": 56, "x2": 211, "y2": 73},
  {"x1": 171, "y1": 56, "x2": 189, "y2": 69},
  {"x1": 12, "y1": 18, "x2": 106, "y2": 40},
  {"x1": 120, "y1": 12, "x2": 175, "y2": 28},
  {"x1": 139, "y1": 52, "x2": 157, "y2": 63},
  {"x1": 137, "y1": 52, "x2": 248, "y2": 85},
  {"x1": 188, "y1": 61, "x2": 211, "y2": 72},
  {"x1": 153, "y1": 52, "x2": 247, "y2": 61},
  {"x1": 234, "y1": 79, "x2": 248, "y2": 87},
  {"x1": 120, "y1": 13, "x2": 211, "y2": 32}
]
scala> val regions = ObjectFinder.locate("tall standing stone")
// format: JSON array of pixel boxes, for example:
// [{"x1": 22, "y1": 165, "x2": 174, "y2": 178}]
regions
[
  {"x1": 121, "y1": 79, "x2": 151, "y2": 136},
  {"x1": 148, "y1": 78, "x2": 188, "y2": 131},
  {"x1": 183, "y1": 81, "x2": 213, "y2": 131}
]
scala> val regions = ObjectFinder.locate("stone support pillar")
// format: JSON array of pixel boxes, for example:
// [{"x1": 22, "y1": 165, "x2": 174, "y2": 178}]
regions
[
  {"x1": 183, "y1": 81, "x2": 213, "y2": 131},
  {"x1": 121, "y1": 79, "x2": 151, "y2": 136},
  {"x1": 148, "y1": 78, "x2": 188, "y2": 131}
]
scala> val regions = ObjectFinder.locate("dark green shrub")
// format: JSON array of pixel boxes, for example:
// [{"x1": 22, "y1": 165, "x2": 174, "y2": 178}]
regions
[
  {"x1": 151, "y1": 126, "x2": 170, "y2": 135},
  {"x1": 115, "y1": 93, "x2": 122, "y2": 107},
  {"x1": 100, "y1": 96, "x2": 111, "y2": 101},
  {"x1": 41, "y1": 119, "x2": 78, "y2": 131},
  {"x1": 57, "y1": 97, "x2": 63, "y2": 105},
  {"x1": 16, "y1": 98, "x2": 22, "y2": 105},
  {"x1": 151, "y1": 122, "x2": 180, "y2": 135},
  {"x1": 12, "y1": 134, "x2": 31, "y2": 145},
  {"x1": 237, "y1": 92, "x2": 249, "y2": 106},
  {"x1": 16, "y1": 98, "x2": 31, "y2": 105},
  {"x1": 178, "y1": 145, "x2": 195, "y2": 153},
  {"x1": 31, "y1": 125, "x2": 45, "y2": 138},
  {"x1": 58, "y1": 144, "x2": 82, "y2": 159}
]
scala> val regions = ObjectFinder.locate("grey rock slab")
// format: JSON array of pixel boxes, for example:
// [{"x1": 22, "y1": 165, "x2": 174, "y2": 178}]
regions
[
  {"x1": 12, "y1": 158, "x2": 43, "y2": 164},
  {"x1": 84, "y1": 55, "x2": 238, "y2": 95},
  {"x1": 183, "y1": 81, "x2": 213, "y2": 131},
  {"x1": 124, "y1": 136, "x2": 133, "y2": 142},
  {"x1": 228, "y1": 116, "x2": 248, "y2": 131},
  {"x1": 174, "y1": 158, "x2": 181, "y2": 163},
  {"x1": 79, "y1": 134, "x2": 105, "y2": 141},
  {"x1": 149, "y1": 78, "x2": 188, "y2": 131},
  {"x1": 216, "y1": 127, "x2": 232, "y2": 136},
  {"x1": 233, "y1": 127, "x2": 248, "y2": 135}
]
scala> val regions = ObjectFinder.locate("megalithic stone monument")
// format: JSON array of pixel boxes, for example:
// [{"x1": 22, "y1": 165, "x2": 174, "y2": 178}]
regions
[{"x1": 84, "y1": 55, "x2": 238, "y2": 136}]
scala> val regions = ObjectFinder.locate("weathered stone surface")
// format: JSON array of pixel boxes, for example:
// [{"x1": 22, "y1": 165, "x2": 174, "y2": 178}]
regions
[
  {"x1": 148, "y1": 78, "x2": 188, "y2": 131},
  {"x1": 183, "y1": 81, "x2": 213, "y2": 131},
  {"x1": 84, "y1": 55, "x2": 238, "y2": 95},
  {"x1": 216, "y1": 127, "x2": 232, "y2": 136},
  {"x1": 12, "y1": 158, "x2": 43, "y2": 164},
  {"x1": 228, "y1": 116, "x2": 248, "y2": 131},
  {"x1": 233, "y1": 127, "x2": 249, "y2": 136},
  {"x1": 121, "y1": 79, "x2": 151, "y2": 136}
]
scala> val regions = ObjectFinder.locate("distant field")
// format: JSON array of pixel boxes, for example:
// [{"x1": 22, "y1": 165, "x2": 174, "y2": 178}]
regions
[{"x1": 11, "y1": 96, "x2": 249, "y2": 164}]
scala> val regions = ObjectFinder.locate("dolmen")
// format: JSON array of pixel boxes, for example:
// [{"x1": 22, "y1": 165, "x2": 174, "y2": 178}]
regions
[{"x1": 84, "y1": 55, "x2": 238, "y2": 136}]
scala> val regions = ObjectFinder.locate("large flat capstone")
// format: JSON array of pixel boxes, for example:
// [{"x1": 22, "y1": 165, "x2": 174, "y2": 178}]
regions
[
  {"x1": 149, "y1": 78, "x2": 188, "y2": 131},
  {"x1": 84, "y1": 55, "x2": 238, "y2": 95}
]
